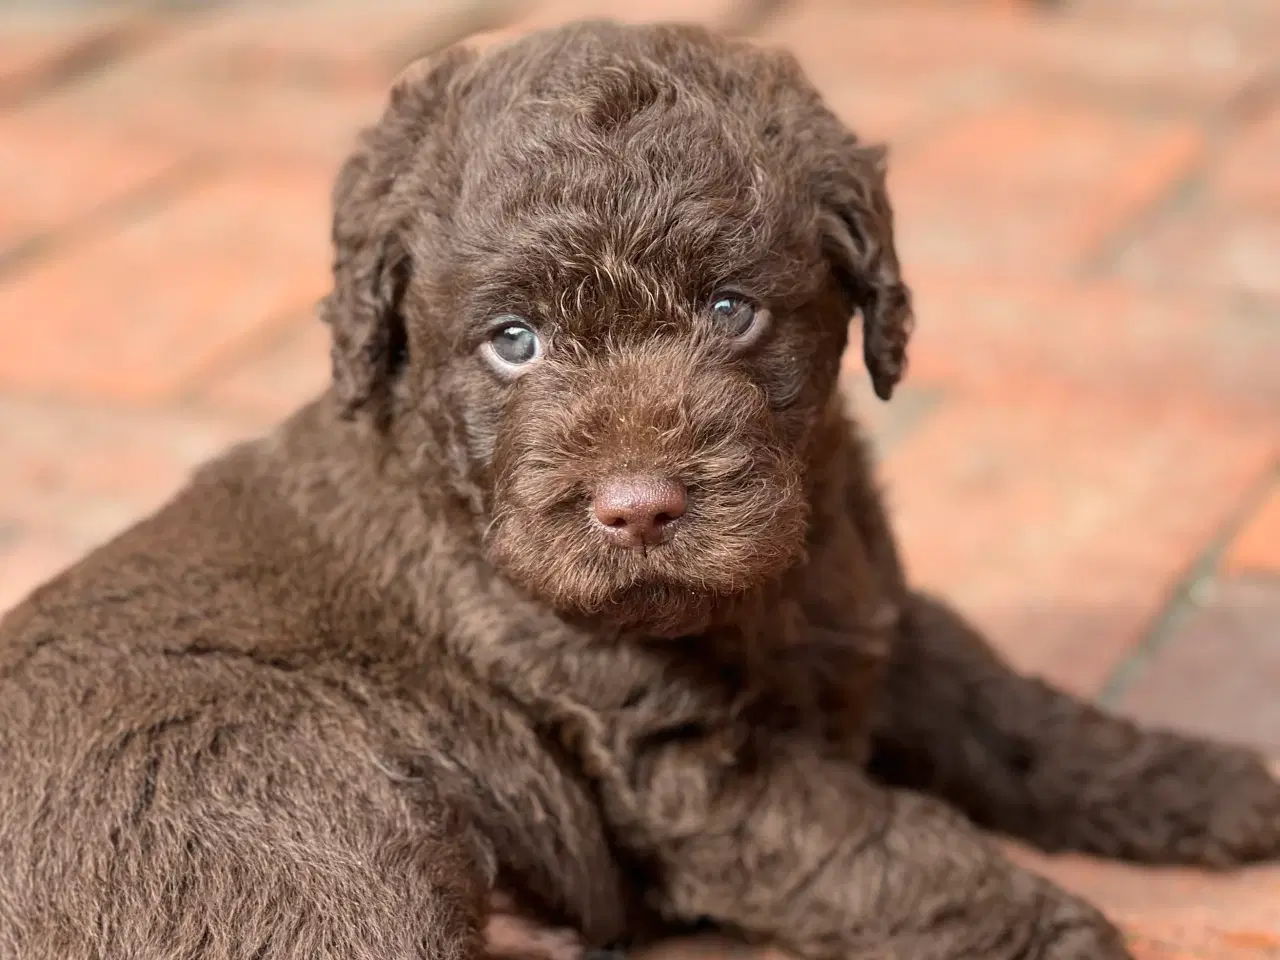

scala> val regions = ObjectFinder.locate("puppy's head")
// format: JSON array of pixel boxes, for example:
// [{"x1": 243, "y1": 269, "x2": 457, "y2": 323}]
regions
[{"x1": 321, "y1": 20, "x2": 913, "y2": 636}]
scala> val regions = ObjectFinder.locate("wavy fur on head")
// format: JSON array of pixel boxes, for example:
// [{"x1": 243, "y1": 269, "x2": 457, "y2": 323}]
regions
[{"x1": 321, "y1": 20, "x2": 907, "y2": 636}]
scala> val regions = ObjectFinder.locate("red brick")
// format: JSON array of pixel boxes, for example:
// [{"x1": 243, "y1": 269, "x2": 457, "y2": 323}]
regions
[
  {"x1": 839, "y1": 373, "x2": 942, "y2": 458},
  {"x1": 762, "y1": 3, "x2": 1275, "y2": 112},
  {"x1": 1128, "y1": 926, "x2": 1280, "y2": 959},
  {"x1": 1118, "y1": 206, "x2": 1280, "y2": 303},
  {"x1": 0, "y1": 395, "x2": 253, "y2": 550},
  {"x1": 1072, "y1": 0, "x2": 1280, "y2": 36},
  {"x1": 1215, "y1": 107, "x2": 1280, "y2": 212},
  {"x1": 511, "y1": 0, "x2": 749, "y2": 31},
  {"x1": 27, "y1": 44, "x2": 386, "y2": 170},
  {"x1": 758, "y1": 3, "x2": 1019, "y2": 138},
  {"x1": 1073, "y1": 0, "x2": 1277, "y2": 14},
  {"x1": 0, "y1": 526, "x2": 83, "y2": 616},
  {"x1": 0, "y1": 167, "x2": 332, "y2": 404},
  {"x1": 1224, "y1": 486, "x2": 1280, "y2": 577},
  {"x1": 0, "y1": 9, "x2": 155, "y2": 103},
  {"x1": 1114, "y1": 103, "x2": 1280, "y2": 302},
  {"x1": 1015, "y1": 12, "x2": 1276, "y2": 111},
  {"x1": 822, "y1": 73, "x2": 1002, "y2": 149},
  {"x1": 197, "y1": 314, "x2": 333, "y2": 425},
  {"x1": 1114, "y1": 578, "x2": 1280, "y2": 753},
  {"x1": 879, "y1": 395, "x2": 1274, "y2": 693},
  {"x1": 264, "y1": 0, "x2": 747, "y2": 78},
  {"x1": 888, "y1": 101, "x2": 1204, "y2": 273},
  {"x1": 761, "y1": 4, "x2": 1027, "y2": 79},
  {"x1": 896, "y1": 271, "x2": 1280, "y2": 423},
  {"x1": 0, "y1": 112, "x2": 187, "y2": 253},
  {"x1": 148, "y1": 0, "x2": 522, "y2": 88}
]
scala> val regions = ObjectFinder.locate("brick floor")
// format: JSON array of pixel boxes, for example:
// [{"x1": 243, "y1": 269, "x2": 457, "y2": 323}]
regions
[
  {"x1": 878, "y1": 395, "x2": 1273, "y2": 694},
  {"x1": 0, "y1": 0, "x2": 1277, "y2": 953},
  {"x1": 0, "y1": 7, "x2": 159, "y2": 105},
  {"x1": 1225, "y1": 484, "x2": 1280, "y2": 576},
  {"x1": 1114, "y1": 578, "x2": 1280, "y2": 753}
]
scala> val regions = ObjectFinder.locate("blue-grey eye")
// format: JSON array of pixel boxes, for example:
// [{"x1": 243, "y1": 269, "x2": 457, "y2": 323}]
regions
[
  {"x1": 486, "y1": 319, "x2": 542, "y2": 369},
  {"x1": 709, "y1": 294, "x2": 768, "y2": 344}
]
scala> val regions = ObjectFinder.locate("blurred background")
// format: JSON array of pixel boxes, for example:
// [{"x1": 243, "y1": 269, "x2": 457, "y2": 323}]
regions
[{"x1": 0, "y1": 0, "x2": 1277, "y2": 952}]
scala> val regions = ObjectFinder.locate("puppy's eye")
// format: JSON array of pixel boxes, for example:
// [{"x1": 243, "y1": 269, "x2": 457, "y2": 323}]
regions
[
  {"x1": 709, "y1": 294, "x2": 769, "y2": 347},
  {"x1": 484, "y1": 318, "x2": 542, "y2": 373}
]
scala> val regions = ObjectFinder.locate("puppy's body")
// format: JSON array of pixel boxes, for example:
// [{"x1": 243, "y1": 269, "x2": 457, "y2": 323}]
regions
[
  {"x1": 2, "y1": 21, "x2": 1278, "y2": 960},
  {"x1": 0, "y1": 402, "x2": 637, "y2": 957}
]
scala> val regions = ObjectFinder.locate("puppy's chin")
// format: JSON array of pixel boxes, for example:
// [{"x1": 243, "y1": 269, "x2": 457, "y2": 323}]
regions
[{"x1": 484, "y1": 483, "x2": 809, "y2": 638}]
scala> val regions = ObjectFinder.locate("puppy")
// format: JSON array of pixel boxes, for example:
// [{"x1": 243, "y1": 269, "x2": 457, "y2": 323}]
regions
[{"x1": 1, "y1": 20, "x2": 1277, "y2": 960}]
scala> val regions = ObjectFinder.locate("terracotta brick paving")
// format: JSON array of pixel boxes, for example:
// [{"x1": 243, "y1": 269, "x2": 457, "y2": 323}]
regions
[{"x1": 1, "y1": 0, "x2": 1277, "y2": 954}]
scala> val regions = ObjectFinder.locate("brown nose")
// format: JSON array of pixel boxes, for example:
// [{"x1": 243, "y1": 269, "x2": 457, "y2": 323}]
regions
[{"x1": 593, "y1": 475, "x2": 687, "y2": 547}]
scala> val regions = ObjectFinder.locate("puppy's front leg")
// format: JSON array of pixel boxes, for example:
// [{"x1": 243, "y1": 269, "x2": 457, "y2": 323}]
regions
[
  {"x1": 614, "y1": 738, "x2": 1129, "y2": 960},
  {"x1": 868, "y1": 592, "x2": 1280, "y2": 865}
]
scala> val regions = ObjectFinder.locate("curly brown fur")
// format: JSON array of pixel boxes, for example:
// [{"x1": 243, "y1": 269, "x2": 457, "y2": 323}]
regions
[{"x1": 2, "y1": 19, "x2": 1278, "y2": 960}]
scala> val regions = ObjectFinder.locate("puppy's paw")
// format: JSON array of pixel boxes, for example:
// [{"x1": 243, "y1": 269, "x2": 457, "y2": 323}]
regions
[
  {"x1": 1094, "y1": 732, "x2": 1280, "y2": 866},
  {"x1": 1166, "y1": 737, "x2": 1280, "y2": 865}
]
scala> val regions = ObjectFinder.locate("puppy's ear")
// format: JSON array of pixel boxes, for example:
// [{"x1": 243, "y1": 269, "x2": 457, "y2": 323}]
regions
[
  {"x1": 817, "y1": 141, "x2": 914, "y2": 402},
  {"x1": 321, "y1": 44, "x2": 478, "y2": 419}
]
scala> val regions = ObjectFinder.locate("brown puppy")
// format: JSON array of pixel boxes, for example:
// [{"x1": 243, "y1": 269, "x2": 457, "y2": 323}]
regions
[{"x1": 1, "y1": 20, "x2": 1277, "y2": 960}]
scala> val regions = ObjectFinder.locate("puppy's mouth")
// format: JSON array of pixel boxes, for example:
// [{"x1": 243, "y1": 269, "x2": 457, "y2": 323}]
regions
[{"x1": 486, "y1": 455, "x2": 807, "y2": 636}]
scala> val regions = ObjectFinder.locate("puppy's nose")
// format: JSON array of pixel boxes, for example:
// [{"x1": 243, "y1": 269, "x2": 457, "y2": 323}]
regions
[{"x1": 593, "y1": 476, "x2": 687, "y2": 547}]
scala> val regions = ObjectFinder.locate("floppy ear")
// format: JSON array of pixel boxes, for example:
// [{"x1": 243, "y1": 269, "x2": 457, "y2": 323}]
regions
[
  {"x1": 320, "y1": 44, "x2": 478, "y2": 419},
  {"x1": 816, "y1": 140, "x2": 915, "y2": 402}
]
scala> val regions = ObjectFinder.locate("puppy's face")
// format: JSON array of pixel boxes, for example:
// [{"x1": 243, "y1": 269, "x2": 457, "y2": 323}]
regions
[{"x1": 323, "y1": 22, "x2": 913, "y2": 637}]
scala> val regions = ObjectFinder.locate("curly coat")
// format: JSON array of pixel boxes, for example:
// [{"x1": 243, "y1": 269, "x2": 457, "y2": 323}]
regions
[{"x1": 1, "y1": 20, "x2": 1277, "y2": 960}]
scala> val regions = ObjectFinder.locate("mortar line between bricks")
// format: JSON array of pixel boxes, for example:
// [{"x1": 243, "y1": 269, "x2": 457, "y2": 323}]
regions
[
  {"x1": 1078, "y1": 68, "x2": 1280, "y2": 281},
  {"x1": 1077, "y1": 174, "x2": 1207, "y2": 281},
  {"x1": 0, "y1": 14, "x2": 157, "y2": 110},
  {"x1": 865, "y1": 386, "x2": 944, "y2": 459},
  {"x1": 369, "y1": 0, "x2": 524, "y2": 78},
  {"x1": 1221, "y1": 61, "x2": 1280, "y2": 128},
  {"x1": 1075, "y1": 139, "x2": 1210, "y2": 281},
  {"x1": 1097, "y1": 460, "x2": 1280, "y2": 709},
  {"x1": 0, "y1": 154, "x2": 220, "y2": 282},
  {"x1": 174, "y1": 304, "x2": 323, "y2": 407},
  {"x1": 989, "y1": 74, "x2": 1235, "y2": 120},
  {"x1": 0, "y1": 387, "x2": 248, "y2": 430}
]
